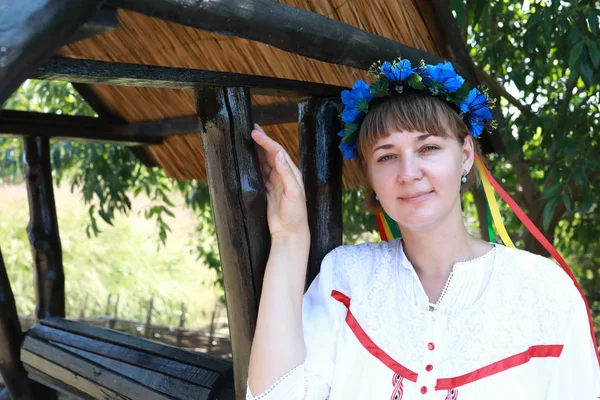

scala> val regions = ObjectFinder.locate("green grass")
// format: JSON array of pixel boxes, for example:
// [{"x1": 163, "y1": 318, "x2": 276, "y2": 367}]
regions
[{"x1": 0, "y1": 184, "x2": 223, "y2": 329}]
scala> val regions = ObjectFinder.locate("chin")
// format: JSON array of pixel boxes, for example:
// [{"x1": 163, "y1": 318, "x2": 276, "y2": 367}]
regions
[{"x1": 395, "y1": 214, "x2": 441, "y2": 233}]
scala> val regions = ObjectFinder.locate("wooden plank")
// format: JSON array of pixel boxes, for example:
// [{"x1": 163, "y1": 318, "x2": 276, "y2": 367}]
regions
[
  {"x1": 35, "y1": 58, "x2": 347, "y2": 97},
  {"x1": 28, "y1": 324, "x2": 221, "y2": 388},
  {"x1": 25, "y1": 366, "x2": 95, "y2": 400},
  {"x1": 23, "y1": 137, "x2": 65, "y2": 320},
  {"x1": 22, "y1": 337, "x2": 174, "y2": 400},
  {"x1": 106, "y1": 0, "x2": 447, "y2": 72},
  {"x1": 0, "y1": 248, "x2": 39, "y2": 400},
  {"x1": 40, "y1": 318, "x2": 232, "y2": 375},
  {"x1": 0, "y1": 110, "x2": 161, "y2": 146},
  {"x1": 195, "y1": 87, "x2": 269, "y2": 399},
  {"x1": 298, "y1": 99, "x2": 343, "y2": 288},
  {"x1": 68, "y1": 7, "x2": 120, "y2": 44},
  {"x1": 53, "y1": 343, "x2": 211, "y2": 399},
  {"x1": 0, "y1": 0, "x2": 103, "y2": 104}
]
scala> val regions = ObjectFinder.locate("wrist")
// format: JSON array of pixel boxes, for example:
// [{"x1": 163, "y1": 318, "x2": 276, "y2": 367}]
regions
[{"x1": 271, "y1": 228, "x2": 310, "y2": 248}]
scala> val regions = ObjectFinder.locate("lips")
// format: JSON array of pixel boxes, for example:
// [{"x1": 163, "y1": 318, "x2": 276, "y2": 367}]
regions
[{"x1": 398, "y1": 191, "x2": 433, "y2": 202}]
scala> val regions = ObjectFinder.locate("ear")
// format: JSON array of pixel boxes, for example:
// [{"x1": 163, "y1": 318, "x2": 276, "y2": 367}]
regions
[{"x1": 461, "y1": 135, "x2": 475, "y2": 173}]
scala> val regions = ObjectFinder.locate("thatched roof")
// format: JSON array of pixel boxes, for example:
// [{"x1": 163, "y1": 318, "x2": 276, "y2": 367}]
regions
[{"x1": 57, "y1": 1, "x2": 449, "y2": 189}]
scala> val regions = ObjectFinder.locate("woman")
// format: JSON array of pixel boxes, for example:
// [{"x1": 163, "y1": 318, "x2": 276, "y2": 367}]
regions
[{"x1": 246, "y1": 59, "x2": 599, "y2": 399}]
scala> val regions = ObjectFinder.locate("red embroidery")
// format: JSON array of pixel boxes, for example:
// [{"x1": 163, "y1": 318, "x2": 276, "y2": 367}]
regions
[
  {"x1": 390, "y1": 374, "x2": 404, "y2": 400},
  {"x1": 445, "y1": 388, "x2": 459, "y2": 399}
]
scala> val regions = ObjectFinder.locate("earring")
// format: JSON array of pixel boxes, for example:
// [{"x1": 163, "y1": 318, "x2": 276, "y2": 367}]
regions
[
  {"x1": 461, "y1": 170, "x2": 468, "y2": 184},
  {"x1": 375, "y1": 194, "x2": 379, "y2": 200}
]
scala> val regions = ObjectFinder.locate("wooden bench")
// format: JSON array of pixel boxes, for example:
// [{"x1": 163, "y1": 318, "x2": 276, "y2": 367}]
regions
[{"x1": 22, "y1": 317, "x2": 234, "y2": 400}]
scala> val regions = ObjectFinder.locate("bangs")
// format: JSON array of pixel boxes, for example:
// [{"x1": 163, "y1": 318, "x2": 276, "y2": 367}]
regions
[{"x1": 356, "y1": 91, "x2": 469, "y2": 161}]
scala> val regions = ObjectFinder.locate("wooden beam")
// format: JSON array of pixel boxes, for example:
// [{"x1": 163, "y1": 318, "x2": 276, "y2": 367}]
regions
[
  {"x1": 0, "y1": 102, "x2": 297, "y2": 145},
  {"x1": 71, "y1": 83, "x2": 161, "y2": 168},
  {"x1": 195, "y1": 87, "x2": 270, "y2": 399},
  {"x1": 67, "y1": 7, "x2": 119, "y2": 44},
  {"x1": 106, "y1": 0, "x2": 447, "y2": 72},
  {"x1": 298, "y1": 99, "x2": 343, "y2": 288},
  {"x1": 121, "y1": 101, "x2": 299, "y2": 137},
  {"x1": 0, "y1": 0, "x2": 104, "y2": 104},
  {"x1": 36, "y1": 58, "x2": 347, "y2": 98},
  {"x1": 23, "y1": 137, "x2": 65, "y2": 320},
  {"x1": 0, "y1": 110, "x2": 162, "y2": 146},
  {"x1": 0, "y1": 247, "x2": 38, "y2": 400}
]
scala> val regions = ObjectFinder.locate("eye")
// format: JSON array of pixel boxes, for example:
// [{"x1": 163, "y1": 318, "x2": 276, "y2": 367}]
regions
[
  {"x1": 421, "y1": 145, "x2": 439, "y2": 153},
  {"x1": 377, "y1": 154, "x2": 396, "y2": 162}
]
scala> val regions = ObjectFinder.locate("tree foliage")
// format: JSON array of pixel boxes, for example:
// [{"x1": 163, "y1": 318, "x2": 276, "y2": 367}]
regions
[{"x1": 451, "y1": 0, "x2": 600, "y2": 316}]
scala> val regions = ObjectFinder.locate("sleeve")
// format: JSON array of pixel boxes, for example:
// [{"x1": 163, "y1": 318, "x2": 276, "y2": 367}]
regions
[
  {"x1": 246, "y1": 249, "x2": 347, "y2": 400},
  {"x1": 545, "y1": 291, "x2": 600, "y2": 399}
]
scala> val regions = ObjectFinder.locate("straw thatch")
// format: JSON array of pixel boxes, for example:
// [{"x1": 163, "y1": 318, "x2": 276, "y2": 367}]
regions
[{"x1": 57, "y1": 1, "x2": 449, "y2": 188}]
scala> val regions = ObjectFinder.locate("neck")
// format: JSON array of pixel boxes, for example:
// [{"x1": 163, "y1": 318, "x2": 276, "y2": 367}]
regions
[{"x1": 399, "y1": 207, "x2": 474, "y2": 279}]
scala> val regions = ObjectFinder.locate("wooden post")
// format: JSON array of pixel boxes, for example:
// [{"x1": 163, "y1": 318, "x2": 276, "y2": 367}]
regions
[
  {"x1": 195, "y1": 86, "x2": 270, "y2": 399},
  {"x1": 23, "y1": 137, "x2": 65, "y2": 320},
  {"x1": 0, "y1": 247, "x2": 37, "y2": 400},
  {"x1": 145, "y1": 295, "x2": 154, "y2": 339},
  {"x1": 298, "y1": 99, "x2": 344, "y2": 288},
  {"x1": 176, "y1": 302, "x2": 186, "y2": 346},
  {"x1": 0, "y1": 0, "x2": 103, "y2": 104}
]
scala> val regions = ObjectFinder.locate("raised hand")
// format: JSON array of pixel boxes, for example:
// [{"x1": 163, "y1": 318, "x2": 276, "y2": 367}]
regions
[{"x1": 251, "y1": 123, "x2": 309, "y2": 241}]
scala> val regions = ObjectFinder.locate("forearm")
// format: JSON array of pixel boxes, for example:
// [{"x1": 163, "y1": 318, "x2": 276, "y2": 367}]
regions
[{"x1": 247, "y1": 230, "x2": 311, "y2": 395}]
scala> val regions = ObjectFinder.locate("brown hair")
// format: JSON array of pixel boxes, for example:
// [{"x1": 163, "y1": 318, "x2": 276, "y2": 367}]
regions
[{"x1": 356, "y1": 91, "x2": 481, "y2": 213}]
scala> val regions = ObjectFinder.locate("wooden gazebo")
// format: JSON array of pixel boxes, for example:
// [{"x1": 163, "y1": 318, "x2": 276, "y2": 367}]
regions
[{"x1": 0, "y1": 1, "x2": 502, "y2": 399}]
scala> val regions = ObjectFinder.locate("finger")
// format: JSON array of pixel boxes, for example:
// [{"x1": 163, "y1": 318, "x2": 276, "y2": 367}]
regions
[
  {"x1": 282, "y1": 151, "x2": 305, "y2": 191},
  {"x1": 274, "y1": 151, "x2": 302, "y2": 198},
  {"x1": 254, "y1": 139, "x2": 272, "y2": 177},
  {"x1": 251, "y1": 128, "x2": 287, "y2": 166}
]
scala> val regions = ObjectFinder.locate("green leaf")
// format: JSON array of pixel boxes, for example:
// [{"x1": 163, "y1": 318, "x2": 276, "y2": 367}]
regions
[
  {"x1": 543, "y1": 196, "x2": 559, "y2": 232},
  {"x1": 408, "y1": 73, "x2": 426, "y2": 90},
  {"x1": 587, "y1": 9, "x2": 598, "y2": 35},
  {"x1": 560, "y1": 192, "x2": 572, "y2": 212},
  {"x1": 370, "y1": 77, "x2": 389, "y2": 97},
  {"x1": 580, "y1": 59, "x2": 594, "y2": 87},
  {"x1": 540, "y1": 181, "x2": 563, "y2": 201},
  {"x1": 569, "y1": 41, "x2": 584, "y2": 69},
  {"x1": 586, "y1": 39, "x2": 600, "y2": 68}
]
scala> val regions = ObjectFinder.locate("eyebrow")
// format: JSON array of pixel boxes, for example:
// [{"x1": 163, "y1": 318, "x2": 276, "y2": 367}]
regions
[{"x1": 371, "y1": 133, "x2": 434, "y2": 154}]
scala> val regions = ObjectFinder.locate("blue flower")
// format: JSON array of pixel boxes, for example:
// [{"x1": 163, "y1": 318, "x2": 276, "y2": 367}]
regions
[
  {"x1": 460, "y1": 88, "x2": 493, "y2": 138},
  {"x1": 421, "y1": 62, "x2": 465, "y2": 94},
  {"x1": 339, "y1": 142, "x2": 358, "y2": 160},
  {"x1": 380, "y1": 60, "x2": 416, "y2": 82},
  {"x1": 341, "y1": 80, "x2": 374, "y2": 124}
]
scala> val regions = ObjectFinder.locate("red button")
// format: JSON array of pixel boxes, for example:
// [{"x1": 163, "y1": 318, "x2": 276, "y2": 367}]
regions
[
  {"x1": 420, "y1": 386, "x2": 428, "y2": 394},
  {"x1": 426, "y1": 364, "x2": 433, "y2": 371},
  {"x1": 427, "y1": 342, "x2": 435, "y2": 350}
]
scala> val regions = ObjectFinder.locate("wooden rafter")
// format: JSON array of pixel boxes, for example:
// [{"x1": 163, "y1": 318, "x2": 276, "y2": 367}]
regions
[
  {"x1": 35, "y1": 58, "x2": 347, "y2": 97},
  {"x1": 105, "y1": 0, "x2": 448, "y2": 72},
  {"x1": 0, "y1": 0, "x2": 104, "y2": 104}
]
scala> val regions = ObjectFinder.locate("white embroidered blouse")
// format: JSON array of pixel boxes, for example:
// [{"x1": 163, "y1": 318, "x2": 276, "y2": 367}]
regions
[{"x1": 247, "y1": 239, "x2": 600, "y2": 399}]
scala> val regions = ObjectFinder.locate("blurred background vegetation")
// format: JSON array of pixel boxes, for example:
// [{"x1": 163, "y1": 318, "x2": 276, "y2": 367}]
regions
[{"x1": 1, "y1": 0, "x2": 599, "y2": 331}]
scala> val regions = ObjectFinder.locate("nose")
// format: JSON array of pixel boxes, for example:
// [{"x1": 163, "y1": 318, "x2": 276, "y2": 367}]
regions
[{"x1": 397, "y1": 154, "x2": 422, "y2": 183}]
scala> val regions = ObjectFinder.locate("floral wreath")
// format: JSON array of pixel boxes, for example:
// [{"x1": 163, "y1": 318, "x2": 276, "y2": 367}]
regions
[{"x1": 338, "y1": 58, "x2": 497, "y2": 160}]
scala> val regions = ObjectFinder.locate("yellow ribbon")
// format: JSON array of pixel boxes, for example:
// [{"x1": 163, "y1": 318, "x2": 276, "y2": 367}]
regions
[{"x1": 474, "y1": 158, "x2": 515, "y2": 248}]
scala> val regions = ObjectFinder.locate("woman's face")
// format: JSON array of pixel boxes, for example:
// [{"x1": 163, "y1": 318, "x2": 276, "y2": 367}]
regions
[{"x1": 366, "y1": 130, "x2": 473, "y2": 232}]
